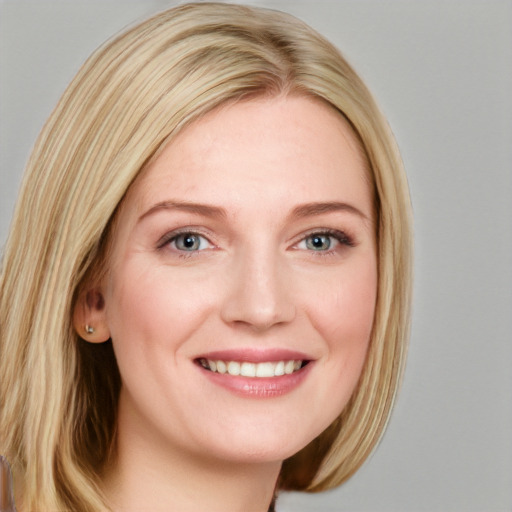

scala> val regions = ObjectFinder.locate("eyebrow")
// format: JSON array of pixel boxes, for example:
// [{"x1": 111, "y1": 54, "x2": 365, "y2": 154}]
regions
[
  {"x1": 290, "y1": 201, "x2": 371, "y2": 223},
  {"x1": 138, "y1": 200, "x2": 370, "y2": 224},
  {"x1": 138, "y1": 200, "x2": 227, "y2": 222}
]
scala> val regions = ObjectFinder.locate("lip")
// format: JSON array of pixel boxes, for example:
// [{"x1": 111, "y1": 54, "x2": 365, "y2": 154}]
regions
[{"x1": 194, "y1": 348, "x2": 314, "y2": 398}]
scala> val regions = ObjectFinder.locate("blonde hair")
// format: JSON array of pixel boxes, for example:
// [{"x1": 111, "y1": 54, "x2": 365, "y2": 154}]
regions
[{"x1": 0, "y1": 3, "x2": 412, "y2": 510}]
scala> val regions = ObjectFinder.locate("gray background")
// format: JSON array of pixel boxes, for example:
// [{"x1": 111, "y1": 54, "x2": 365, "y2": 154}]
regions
[{"x1": 1, "y1": 1, "x2": 511, "y2": 511}]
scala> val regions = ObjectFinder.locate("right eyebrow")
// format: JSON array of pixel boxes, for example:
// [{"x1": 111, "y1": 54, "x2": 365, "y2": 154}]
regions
[{"x1": 138, "y1": 200, "x2": 228, "y2": 223}]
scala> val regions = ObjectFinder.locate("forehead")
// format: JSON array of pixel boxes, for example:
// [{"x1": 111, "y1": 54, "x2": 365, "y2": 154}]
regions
[{"x1": 122, "y1": 95, "x2": 372, "y2": 220}]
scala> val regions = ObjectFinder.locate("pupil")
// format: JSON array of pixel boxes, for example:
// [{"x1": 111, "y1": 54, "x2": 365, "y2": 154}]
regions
[{"x1": 184, "y1": 236, "x2": 196, "y2": 248}]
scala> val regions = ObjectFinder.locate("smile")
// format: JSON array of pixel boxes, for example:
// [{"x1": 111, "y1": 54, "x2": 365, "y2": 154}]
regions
[{"x1": 197, "y1": 358, "x2": 307, "y2": 377}]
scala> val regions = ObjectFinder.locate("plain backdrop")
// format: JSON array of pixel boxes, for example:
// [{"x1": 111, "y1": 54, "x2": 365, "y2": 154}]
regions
[{"x1": 1, "y1": 1, "x2": 511, "y2": 511}]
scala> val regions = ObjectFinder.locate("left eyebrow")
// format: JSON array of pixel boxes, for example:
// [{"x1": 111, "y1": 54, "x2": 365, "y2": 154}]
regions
[{"x1": 290, "y1": 201, "x2": 371, "y2": 223}]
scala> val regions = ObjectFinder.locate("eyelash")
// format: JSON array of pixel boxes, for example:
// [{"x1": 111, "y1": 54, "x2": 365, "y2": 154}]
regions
[{"x1": 156, "y1": 228, "x2": 355, "y2": 259}]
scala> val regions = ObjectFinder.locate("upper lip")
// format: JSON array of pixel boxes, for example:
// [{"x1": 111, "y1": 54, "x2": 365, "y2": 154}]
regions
[{"x1": 195, "y1": 348, "x2": 313, "y2": 363}]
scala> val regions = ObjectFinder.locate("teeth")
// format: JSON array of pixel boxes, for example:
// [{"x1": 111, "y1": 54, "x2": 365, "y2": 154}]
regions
[
  {"x1": 216, "y1": 360, "x2": 227, "y2": 374},
  {"x1": 240, "y1": 362, "x2": 256, "y2": 377},
  {"x1": 256, "y1": 362, "x2": 274, "y2": 377},
  {"x1": 227, "y1": 361, "x2": 241, "y2": 376},
  {"x1": 284, "y1": 360, "x2": 295, "y2": 374},
  {"x1": 201, "y1": 359, "x2": 305, "y2": 378}
]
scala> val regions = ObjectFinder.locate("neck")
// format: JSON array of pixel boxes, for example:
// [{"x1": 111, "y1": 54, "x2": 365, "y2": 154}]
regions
[{"x1": 102, "y1": 413, "x2": 281, "y2": 512}]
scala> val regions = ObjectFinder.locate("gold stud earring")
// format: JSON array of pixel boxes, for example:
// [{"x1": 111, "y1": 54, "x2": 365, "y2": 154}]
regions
[{"x1": 85, "y1": 325, "x2": 95, "y2": 335}]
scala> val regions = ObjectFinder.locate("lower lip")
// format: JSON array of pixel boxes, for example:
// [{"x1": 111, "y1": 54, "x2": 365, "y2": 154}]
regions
[{"x1": 198, "y1": 363, "x2": 313, "y2": 398}]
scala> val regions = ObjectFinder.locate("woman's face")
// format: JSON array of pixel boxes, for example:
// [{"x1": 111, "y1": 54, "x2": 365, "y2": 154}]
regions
[{"x1": 99, "y1": 95, "x2": 377, "y2": 464}]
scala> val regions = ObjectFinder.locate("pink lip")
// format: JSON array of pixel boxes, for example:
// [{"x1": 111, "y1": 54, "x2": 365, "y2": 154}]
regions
[
  {"x1": 201, "y1": 365, "x2": 312, "y2": 398},
  {"x1": 196, "y1": 348, "x2": 312, "y2": 363}
]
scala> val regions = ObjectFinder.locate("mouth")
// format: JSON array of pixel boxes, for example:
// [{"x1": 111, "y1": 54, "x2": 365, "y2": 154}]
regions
[{"x1": 195, "y1": 358, "x2": 310, "y2": 378}]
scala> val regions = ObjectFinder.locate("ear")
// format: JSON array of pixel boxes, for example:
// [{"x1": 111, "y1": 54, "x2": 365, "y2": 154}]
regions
[{"x1": 73, "y1": 287, "x2": 111, "y2": 343}]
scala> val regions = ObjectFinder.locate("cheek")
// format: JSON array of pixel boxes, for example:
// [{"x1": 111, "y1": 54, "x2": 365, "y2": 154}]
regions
[
  {"x1": 105, "y1": 261, "x2": 215, "y2": 353},
  {"x1": 288, "y1": 258, "x2": 377, "y2": 444},
  {"x1": 308, "y1": 260, "x2": 377, "y2": 363}
]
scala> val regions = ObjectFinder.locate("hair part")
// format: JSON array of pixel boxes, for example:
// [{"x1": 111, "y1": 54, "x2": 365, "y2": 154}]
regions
[{"x1": 0, "y1": 3, "x2": 412, "y2": 510}]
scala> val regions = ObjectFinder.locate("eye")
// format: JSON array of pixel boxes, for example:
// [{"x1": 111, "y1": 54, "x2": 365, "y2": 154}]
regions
[
  {"x1": 160, "y1": 231, "x2": 212, "y2": 252},
  {"x1": 296, "y1": 229, "x2": 354, "y2": 252}
]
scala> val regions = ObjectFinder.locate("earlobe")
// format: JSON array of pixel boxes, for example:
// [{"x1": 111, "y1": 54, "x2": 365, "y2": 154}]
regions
[{"x1": 73, "y1": 288, "x2": 111, "y2": 343}]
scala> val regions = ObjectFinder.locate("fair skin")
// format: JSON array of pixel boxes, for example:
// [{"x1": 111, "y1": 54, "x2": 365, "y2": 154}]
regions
[{"x1": 75, "y1": 95, "x2": 377, "y2": 512}]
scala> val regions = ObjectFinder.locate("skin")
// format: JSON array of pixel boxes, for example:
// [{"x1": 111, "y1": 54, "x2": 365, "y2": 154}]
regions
[{"x1": 75, "y1": 95, "x2": 377, "y2": 511}]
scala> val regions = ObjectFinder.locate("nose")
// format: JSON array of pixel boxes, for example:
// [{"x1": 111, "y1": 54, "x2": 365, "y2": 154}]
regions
[{"x1": 220, "y1": 247, "x2": 296, "y2": 331}]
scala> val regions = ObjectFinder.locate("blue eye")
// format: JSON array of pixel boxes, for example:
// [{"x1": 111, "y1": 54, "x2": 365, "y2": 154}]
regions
[
  {"x1": 297, "y1": 229, "x2": 354, "y2": 253},
  {"x1": 171, "y1": 232, "x2": 209, "y2": 251},
  {"x1": 305, "y1": 234, "x2": 332, "y2": 251}
]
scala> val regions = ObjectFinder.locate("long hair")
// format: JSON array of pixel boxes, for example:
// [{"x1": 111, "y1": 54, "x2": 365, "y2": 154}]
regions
[{"x1": 0, "y1": 3, "x2": 412, "y2": 510}]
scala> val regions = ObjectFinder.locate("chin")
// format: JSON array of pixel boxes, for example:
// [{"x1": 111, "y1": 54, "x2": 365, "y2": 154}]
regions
[{"x1": 193, "y1": 417, "x2": 326, "y2": 466}]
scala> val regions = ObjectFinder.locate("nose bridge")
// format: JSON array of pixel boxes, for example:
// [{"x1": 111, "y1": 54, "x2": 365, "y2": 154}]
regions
[{"x1": 220, "y1": 241, "x2": 296, "y2": 330}]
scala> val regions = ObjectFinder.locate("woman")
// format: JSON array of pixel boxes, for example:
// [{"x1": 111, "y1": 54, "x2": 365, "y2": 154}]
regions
[{"x1": 0, "y1": 3, "x2": 412, "y2": 511}]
